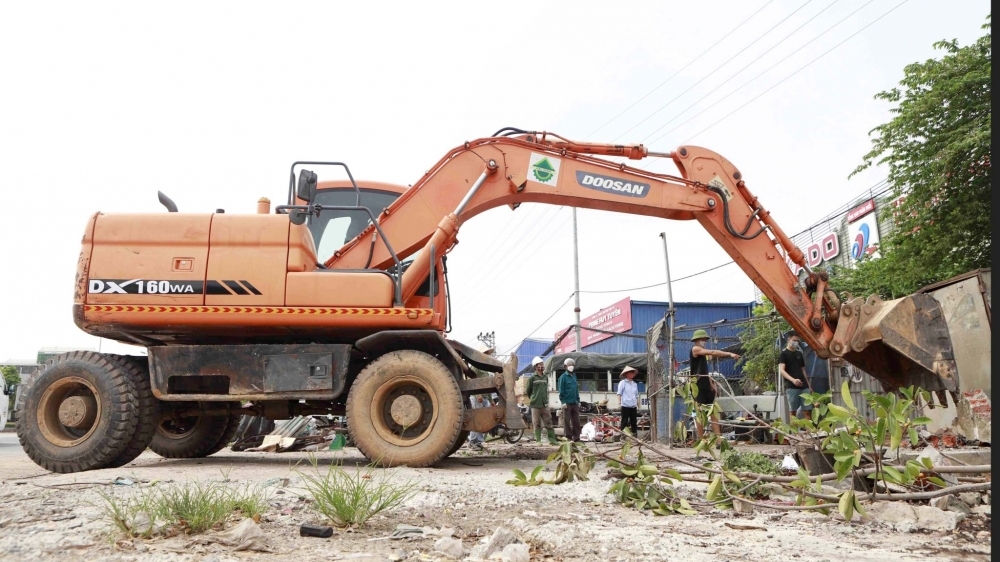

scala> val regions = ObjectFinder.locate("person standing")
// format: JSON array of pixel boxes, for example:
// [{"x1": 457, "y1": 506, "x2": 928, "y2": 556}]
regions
[
  {"x1": 528, "y1": 356, "x2": 558, "y2": 445},
  {"x1": 467, "y1": 394, "x2": 488, "y2": 450},
  {"x1": 779, "y1": 332, "x2": 813, "y2": 419},
  {"x1": 558, "y1": 358, "x2": 582, "y2": 442},
  {"x1": 617, "y1": 366, "x2": 640, "y2": 436},
  {"x1": 690, "y1": 329, "x2": 740, "y2": 440}
]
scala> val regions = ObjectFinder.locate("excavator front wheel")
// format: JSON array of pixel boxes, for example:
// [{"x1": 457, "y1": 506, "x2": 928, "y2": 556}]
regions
[
  {"x1": 150, "y1": 410, "x2": 238, "y2": 459},
  {"x1": 16, "y1": 351, "x2": 139, "y2": 473},
  {"x1": 347, "y1": 350, "x2": 464, "y2": 467}
]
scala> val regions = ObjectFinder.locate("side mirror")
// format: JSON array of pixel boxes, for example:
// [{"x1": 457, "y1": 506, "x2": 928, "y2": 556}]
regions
[
  {"x1": 289, "y1": 209, "x2": 308, "y2": 226},
  {"x1": 297, "y1": 170, "x2": 318, "y2": 204}
]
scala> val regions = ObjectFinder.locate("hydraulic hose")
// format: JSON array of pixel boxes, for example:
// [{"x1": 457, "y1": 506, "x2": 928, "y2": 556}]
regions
[{"x1": 706, "y1": 185, "x2": 769, "y2": 240}]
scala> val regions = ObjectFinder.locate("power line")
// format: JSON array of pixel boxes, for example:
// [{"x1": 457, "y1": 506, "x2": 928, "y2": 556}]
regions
[
  {"x1": 584, "y1": 0, "x2": 777, "y2": 139},
  {"x1": 453, "y1": 206, "x2": 568, "y2": 311},
  {"x1": 611, "y1": 0, "x2": 817, "y2": 142},
  {"x1": 499, "y1": 293, "x2": 574, "y2": 355},
  {"x1": 638, "y1": 0, "x2": 846, "y2": 144},
  {"x1": 676, "y1": 0, "x2": 914, "y2": 145},
  {"x1": 580, "y1": 261, "x2": 737, "y2": 295}
]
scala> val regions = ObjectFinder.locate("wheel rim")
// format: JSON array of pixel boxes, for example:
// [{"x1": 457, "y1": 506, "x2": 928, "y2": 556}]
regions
[
  {"x1": 158, "y1": 417, "x2": 200, "y2": 441},
  {"x1": 371, "y1": 375, "x2": 439, "y2": 447},
  {"x1": 36, "y1": 376, "x2": 102, "y2": 448}
]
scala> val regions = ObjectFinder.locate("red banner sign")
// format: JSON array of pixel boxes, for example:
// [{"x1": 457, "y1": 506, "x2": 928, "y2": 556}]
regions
[
  {"x1": 554, "y1": 297, "x2": 633, "y2": 354},
  {"x1": 847, "y1": 199, "x2": 876, "y2": 223}
]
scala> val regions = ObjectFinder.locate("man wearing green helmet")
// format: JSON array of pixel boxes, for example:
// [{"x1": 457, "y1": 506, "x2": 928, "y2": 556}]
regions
[{"x1": 690, "y1": 329, "x2": 740, "y2": 440}]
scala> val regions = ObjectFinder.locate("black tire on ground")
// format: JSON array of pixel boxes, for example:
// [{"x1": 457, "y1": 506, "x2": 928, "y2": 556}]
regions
[
  {"x1": 103, "y1": 355, "x2": 161, "y2": 468},
  {"x1": 149, "y1": 409, "x2": 233, "y2": 459},
  {"x1": 346, "y1": 350, "x2": 464, "y2": 467},
  {"x1": 16, "y1": 351, "x2": 139, "y2": 473},
  {"x1": 200, "y1": 414, "x2": 244, "y2": 456},
  {"x1": 446, "y1": 430, "x2": 470, "y2": 457}
]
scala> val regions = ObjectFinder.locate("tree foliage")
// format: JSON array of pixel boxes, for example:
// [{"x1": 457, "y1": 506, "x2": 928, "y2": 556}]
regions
[
  {"x1": 736, "y1": 298, "x2": 788, "y2": 392},
  {"x1": 1, "y1": 365, "x2": 19, "y2": 386},
  {"x1": 836, "y1": 19, "x2": 991, "y2": 298}
]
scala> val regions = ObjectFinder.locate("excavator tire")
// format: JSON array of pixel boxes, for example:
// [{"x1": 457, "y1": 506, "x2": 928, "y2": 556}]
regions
[
  {"x1": 149, "y1": 410, "x2": 233, "y2": 459},
  {"x1": 347, "y1": 350, "x2": 464, "y2": 467},
  {"x1": 200, "y1": 414, "x2": 244, "y2": 456},
  {"x1": 103, "y1": 355, "x2": 161, "y2": 468},
  {"x1": 447, "y1": 431, "x2": 470, "y2": 457},
  {"x1": 16, "y1": 351, "x2": 139, "y2": 473}
]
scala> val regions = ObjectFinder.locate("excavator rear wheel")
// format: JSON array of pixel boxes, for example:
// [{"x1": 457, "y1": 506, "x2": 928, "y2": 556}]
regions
[
  {"x1": 103, "y1": 355, "x2": 161, "y2": 468},
  {"x1": 447, "y1": 431, "x2": 471, "y2": 457},
  {"x1": 347, "y1": 350, "x2": 464, "y2": 467},
  {"x1": 16, "y1": 351, "x2": 139, "y2": 473},
  {"x1": 149, "y1": 409, "x2": 233, "y2": 459}
]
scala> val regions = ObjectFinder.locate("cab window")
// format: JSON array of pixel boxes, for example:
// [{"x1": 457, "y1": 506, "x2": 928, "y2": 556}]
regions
[{"x1": 309, "y1": 189, "x2": 399, "y2": 263}]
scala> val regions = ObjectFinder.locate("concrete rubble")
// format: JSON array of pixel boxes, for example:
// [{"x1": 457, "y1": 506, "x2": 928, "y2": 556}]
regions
[{"x1": 0, "y1": 442, "x2": 991, "y2": 561}]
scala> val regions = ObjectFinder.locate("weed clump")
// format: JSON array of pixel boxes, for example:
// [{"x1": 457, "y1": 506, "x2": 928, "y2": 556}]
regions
[
  {"x1": 299, "y1": 460, "x2": 416, "y2": 528},
  {"x1": 99, "y1": 480, "x2": 270, "y2": 537}
]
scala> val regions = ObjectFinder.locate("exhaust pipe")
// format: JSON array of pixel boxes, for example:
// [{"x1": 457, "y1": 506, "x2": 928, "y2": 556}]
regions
[{"x1": 831, "y1": 293, "x2": 958, "y2": 393}]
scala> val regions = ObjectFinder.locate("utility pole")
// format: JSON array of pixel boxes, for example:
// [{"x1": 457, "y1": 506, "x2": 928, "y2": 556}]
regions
[
  {"x1": 572, "y1": 208, "x2": 582, "y2": 351},
  {"x1": 659, "y1": 232, "x2": 676, "y2": 448},
  {"x1": 476, "y1": 331, "x2": 495, "y2": 350}
]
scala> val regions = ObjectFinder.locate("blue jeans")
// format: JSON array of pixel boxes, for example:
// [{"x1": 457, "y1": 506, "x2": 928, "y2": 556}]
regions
[{"x1": 786, "y1": 387, "x2": 813, "y2": 415}]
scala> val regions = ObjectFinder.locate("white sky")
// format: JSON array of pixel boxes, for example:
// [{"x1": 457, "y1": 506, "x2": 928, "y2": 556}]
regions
[{"x1": 0, "y1": 0, "x2": 989, "y2": 361}]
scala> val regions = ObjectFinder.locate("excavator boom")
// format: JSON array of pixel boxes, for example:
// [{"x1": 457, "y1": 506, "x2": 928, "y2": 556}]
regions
[{"x1": 324, "y1": 131, "x2": 957, "y2": 393}]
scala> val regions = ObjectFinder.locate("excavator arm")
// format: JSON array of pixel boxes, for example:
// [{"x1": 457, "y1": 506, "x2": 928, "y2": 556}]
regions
[{"x1": 322, "y1": 131, "x2": 958, "y2": 394}]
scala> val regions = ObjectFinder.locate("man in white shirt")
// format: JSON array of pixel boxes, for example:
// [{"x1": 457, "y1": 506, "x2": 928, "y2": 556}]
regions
[{"x1": 617, "y1": 366, "x2": 640, "y2": 436}]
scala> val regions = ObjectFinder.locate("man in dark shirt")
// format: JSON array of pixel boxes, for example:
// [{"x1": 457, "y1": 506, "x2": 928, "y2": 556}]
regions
[
  {"x1": 779, "y1": 332, "x2": 812, "y2": 419},
  {"x1": 690, "y1": 329, "x2": 740, "y2": 440}
]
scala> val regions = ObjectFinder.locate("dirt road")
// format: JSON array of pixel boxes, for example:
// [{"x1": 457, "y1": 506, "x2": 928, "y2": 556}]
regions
[{"x1": 0, "y1": 435, "x2": 990, "y2": 561}]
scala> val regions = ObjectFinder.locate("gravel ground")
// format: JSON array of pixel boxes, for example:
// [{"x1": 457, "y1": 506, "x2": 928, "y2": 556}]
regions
[{"x1": 0, "y1": 437, "x2": 991, "y2": 561}]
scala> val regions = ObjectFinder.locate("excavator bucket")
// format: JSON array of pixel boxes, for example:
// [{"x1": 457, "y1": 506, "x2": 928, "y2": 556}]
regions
[{"x1": 836, "y1": 293, "x2": 958, "y2": 393}]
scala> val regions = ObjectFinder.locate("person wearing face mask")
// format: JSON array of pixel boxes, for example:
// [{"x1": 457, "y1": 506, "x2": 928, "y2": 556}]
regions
[
  {"x1": 529, "y1": 356, "x2": 559, "y2": 445},
  {"x1": 558, "y1": 358, "x2": 582, "y2": 442},
  {"x1": 780, "y1": 332, "x2": 812, "y2": 419}
]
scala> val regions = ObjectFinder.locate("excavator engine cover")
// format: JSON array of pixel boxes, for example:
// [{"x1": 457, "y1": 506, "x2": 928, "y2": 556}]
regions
[{"x1": 836, "y1": 293, "x2": 958, "y2": 392}]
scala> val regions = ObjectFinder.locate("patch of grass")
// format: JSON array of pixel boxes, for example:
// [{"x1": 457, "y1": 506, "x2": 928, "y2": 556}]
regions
[
  {"x1": 98, "y1": 480, "x2": 271, "y2": 537},
  {"x1": 299, "y1": 459, "x2": 416, "y2": 528}
]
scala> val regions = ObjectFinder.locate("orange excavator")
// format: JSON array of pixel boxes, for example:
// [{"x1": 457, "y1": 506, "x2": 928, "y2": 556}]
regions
[{"x1": 18, "y1": 129, "x2": 958, "y2": 473}]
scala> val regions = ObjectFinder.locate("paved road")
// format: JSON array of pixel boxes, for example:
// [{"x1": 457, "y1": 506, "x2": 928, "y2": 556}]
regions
[{"x1": 0, "y1": 432, "x2": 24, "y2": 460}]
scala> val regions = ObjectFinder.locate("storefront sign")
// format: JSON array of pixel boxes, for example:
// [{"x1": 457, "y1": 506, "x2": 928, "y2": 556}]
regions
[
  {"x1": 554, "y1": 297, "x2": 633, "y2": 354},
  {"x1": 849, "y1": 212, "x2": 881, "y2": 260},
  {"x1": 786, "y1": 232, "x2": 840, "y2": 276},
  {"x1": 847, "y1": 199, "x2": 876, "y2": 222}
]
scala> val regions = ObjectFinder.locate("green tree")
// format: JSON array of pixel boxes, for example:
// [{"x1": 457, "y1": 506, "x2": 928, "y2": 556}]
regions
[
  {"x1": 736, "y1": 298, "x2": 789, "y2": 392},
  {"x1": 1, "y1": 365, "x2": 18, "y2": 387},
  {"x1": 837, "y1": 18, "x2": 991, "y2": 298}
]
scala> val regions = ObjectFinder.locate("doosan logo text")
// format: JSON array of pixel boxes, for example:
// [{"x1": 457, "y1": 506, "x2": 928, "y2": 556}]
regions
[{"x1": 575, "y1": 171, "x2": 649, "y2": 198}]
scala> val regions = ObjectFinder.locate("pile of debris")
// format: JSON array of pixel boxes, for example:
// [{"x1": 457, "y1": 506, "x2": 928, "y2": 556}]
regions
[{"x1": 231, "y1": 416, "x2": 347, "y2": 453}]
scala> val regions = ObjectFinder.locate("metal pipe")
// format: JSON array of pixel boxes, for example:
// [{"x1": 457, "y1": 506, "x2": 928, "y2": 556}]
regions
[
  {"x1": 572, "y1": 208, "x2": 582, "y2": 351},
  {"x1": 453, "y1": 170, "x2": 490, "y2": 216},
  {"x1": 659, "y1": 232, "x2": 676, "y2": 448}
]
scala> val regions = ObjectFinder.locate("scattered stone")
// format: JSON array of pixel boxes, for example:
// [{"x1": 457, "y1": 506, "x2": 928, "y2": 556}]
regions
[
  {"x1": 971, "y1": 505, "x2": 990, "y2": 517},
  {"x1": 929, "y1": 495, "x2": 951, "y2": 510},
  {"x1": 469, "y1": 527, "x2": 518, "y2": 560},
  {"x1": 946, "y1": 499, "x2": 972, "y2": 516},
  {"x1": 496, "y1": 542, "x2": 530, "y2": 562},
  {"x1": 386, "y1": 548, "x2": 407, "y2": 561},
  {"x1": 433, "y1": 537, "x2": 464, "y2": 559},
  {"x1": 913, "y1": 505, "x2": 963, "y2": 532},
  {"x1": 959, "y1": 492, "x2": 982, "y2": 506},
  {"x1": 866, "y1": 502, "x2": 917, "y2": 533}
]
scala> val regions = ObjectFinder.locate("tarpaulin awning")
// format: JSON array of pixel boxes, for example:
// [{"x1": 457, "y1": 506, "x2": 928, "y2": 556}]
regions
[{"x1": 542, "y1": 352, "x2": 648, "y2": 375}]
